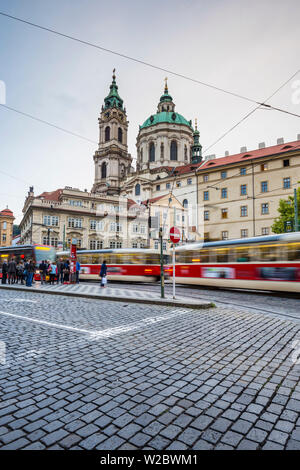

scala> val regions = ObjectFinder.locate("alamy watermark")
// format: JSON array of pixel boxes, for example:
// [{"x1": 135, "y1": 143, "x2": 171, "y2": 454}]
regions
[{"x1": 0, "y1": 80, "x2": 6, "y2": 104}]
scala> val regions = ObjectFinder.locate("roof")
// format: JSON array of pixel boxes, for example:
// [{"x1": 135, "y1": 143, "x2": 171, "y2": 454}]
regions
[
  {"x1": 140, "y1": 111, "x2": 192, "y2": 130},
  {"x1": 141, "y1": 194, "x2": 167, "y2": 205},
  {"x1": 198, "y1": 140, "x2": 300, "y2": 171},
  {"x1": 0, "y1": 208, "x2": 14, "y2": 217},
  {"x1": 37, "y1": 189, "x2": 63, "y2": 201}
]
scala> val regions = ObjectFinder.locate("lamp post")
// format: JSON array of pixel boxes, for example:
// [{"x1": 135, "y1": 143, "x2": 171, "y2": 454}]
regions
[
  {"x1": 294, "y1": 188, "x2": 299, "y2": 232},
  {"x1": 159, "y1": 227, "x2": 165, "y2": 299}
]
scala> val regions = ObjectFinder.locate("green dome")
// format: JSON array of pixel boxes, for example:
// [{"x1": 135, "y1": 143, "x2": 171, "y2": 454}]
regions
[{"x1": 140, "y1": 111, "x2": 192, "y2": 130}]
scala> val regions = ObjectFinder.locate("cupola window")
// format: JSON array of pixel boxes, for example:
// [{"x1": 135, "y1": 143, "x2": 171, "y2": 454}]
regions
[
  {"x1": 170, "y1": 141, "x2": 178, "y2": 161},
  {"x1": 105, "y1": 126, "x2": 110, "y2": 142},
  {"x1": 118, "y1": 127, "x2": 123, "y2": 143},
  {"x1": 149, "y1": 142, "x2": 155, "y2": 162}
]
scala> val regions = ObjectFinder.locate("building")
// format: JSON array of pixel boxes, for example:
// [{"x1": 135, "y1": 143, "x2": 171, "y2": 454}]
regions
[
  {"x1": 196, "y1": 138, "x2": 300, "y2": 241},
  {"x1": 0, "y1": 207, "x2": 15, "y2": 246}
]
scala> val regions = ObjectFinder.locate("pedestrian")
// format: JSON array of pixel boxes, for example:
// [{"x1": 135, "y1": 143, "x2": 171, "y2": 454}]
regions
[
  {"x1": 16, "y1": 262, "x2": 24, "y2": 284},
  {"x1": 63, "y1": 260, "x2": 70, "y2": 283},
  {"x1": 100, "y1": 260, "x2": 107, "y2": 287},
  {"x1": 7, "y1": 257, "x2": 17, "y2": 284},
  {"x1": 39, "y1": 260, "x2": 48, "y2": 285},
  {"x1": 57, "y1": 258, "x2": 64, "y2": 284},
  {"x1": 49, "y1": 262, "x2": 57, "y2": 285},
  {"x1": 1, "y1": 260, "x2": 8, "y2": 284},
  {"x1": 76, "y1": 260, "x2": 80, "y2": 284},
  {"x1": 26, "y1": 260, "x2": 35, "y2": 287}
]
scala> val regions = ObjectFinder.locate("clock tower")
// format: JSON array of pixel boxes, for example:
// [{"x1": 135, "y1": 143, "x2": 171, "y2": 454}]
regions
[{"x1": 92, "y1": 70, "x2": 132, "y2": 194}]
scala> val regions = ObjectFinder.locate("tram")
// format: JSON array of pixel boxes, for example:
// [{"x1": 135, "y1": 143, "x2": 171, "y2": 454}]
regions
[
  {"x1": 56, "y1": 248, "x2": 169, "y2": 282},
  {"x1": 174, "y1": 233, "x2": 300, "y2": 293},
  {"x1": 0, "y1": 244, "x2": 56, "y2": 279}
]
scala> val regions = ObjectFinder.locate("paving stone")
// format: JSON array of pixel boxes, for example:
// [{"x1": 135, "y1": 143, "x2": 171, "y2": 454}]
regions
[
  {"x1": 221, "y1": 430, "x2": 243, "y2": 447},
  {"x1": 246, "y1": 427, "x2": 268, "y2": 444},
  {"x1": 211, "y1": 417, "x2": 232, "y2": 433},
  {"x1": 286, "y1": 439, "x2": 300, "y2": 450}
]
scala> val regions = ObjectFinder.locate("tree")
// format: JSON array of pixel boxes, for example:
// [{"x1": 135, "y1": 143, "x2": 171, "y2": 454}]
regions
[
  {"x1": 272, "y1": 188, "x2": 300, "y2": 233},
  {"x1": 13, "y1": 224, "x2": 21, "y2": 236}
]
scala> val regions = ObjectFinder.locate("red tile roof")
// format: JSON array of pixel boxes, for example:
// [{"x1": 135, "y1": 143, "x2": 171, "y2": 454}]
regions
[
  {"x1": 142, "y1": 194, "x2": 167, "y2": 205},
  {"x1": 37, "y1": 189, "x2": 63, "y2": 201},
  {"x1": 0, "y1": 208, "x2": 14, "y2": 217},
  {"x1": 198, "y1": 140, "x2": 300, "y2": 171}
]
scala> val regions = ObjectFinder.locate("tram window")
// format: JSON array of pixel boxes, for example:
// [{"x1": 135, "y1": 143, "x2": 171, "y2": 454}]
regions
[
  {"x1": 258, "y1": 245, "x2": 278, "y2": 261},
  {"x1": 284, "y1": 243, "x2": 300, "y2": 261},
  {"x1": 235, "y1": 249, "x2": 250, "y2": 262},
  {"x1": 215, "y1": 249, "x2": 229, "y2": 263},
  {"x1": 200, "y1": 250, "x2": 210, "y2": 263}
]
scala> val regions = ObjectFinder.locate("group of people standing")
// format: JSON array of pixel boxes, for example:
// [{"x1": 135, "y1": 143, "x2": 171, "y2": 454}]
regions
[{"x1": 1, "y1": 258, "x2": 36, "y2": 286}]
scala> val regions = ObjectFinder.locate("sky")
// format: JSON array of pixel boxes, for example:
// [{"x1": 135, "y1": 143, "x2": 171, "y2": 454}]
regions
[{"x1": 0, "y1": 0, "x2": 300, "y2": 224}]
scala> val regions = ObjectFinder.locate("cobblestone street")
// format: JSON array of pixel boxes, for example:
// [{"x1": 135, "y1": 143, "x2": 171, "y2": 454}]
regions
[{"x1": 0, "y1": 288, "x2": 300, "y2": 450}]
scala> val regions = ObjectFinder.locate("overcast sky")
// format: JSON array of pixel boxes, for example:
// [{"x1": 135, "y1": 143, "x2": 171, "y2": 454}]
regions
[{"x1": 0, "y1": 0, "x2": 300, "y2": 224}]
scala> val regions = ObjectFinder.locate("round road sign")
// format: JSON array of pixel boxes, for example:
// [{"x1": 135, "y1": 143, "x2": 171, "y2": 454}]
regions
[{"x1": 169, "y1": 226, "x2": 181, "y2": 244}]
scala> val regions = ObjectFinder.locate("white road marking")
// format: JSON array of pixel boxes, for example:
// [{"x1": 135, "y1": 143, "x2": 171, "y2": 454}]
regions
[
  {"x1": 0, "y1": 309, "x2": 189, "y2": 339},
  {"x1": 0, "y1": 298, "x2": 37, "y2": 303}
]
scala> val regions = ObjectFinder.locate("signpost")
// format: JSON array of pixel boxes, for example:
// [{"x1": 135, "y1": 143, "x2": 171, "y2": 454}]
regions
[{"x1": 169, "y1": 226, "x2": 181, "y2": 299}]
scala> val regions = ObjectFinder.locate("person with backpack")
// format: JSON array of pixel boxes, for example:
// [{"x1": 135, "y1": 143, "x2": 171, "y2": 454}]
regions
[{"x1": 100, "y1": 260, "x2": 107, "y2": 287}]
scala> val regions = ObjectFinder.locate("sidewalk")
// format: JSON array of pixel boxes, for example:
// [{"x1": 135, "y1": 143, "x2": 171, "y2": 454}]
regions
[{"x1": 0, "y1": 283, "x2": 214, "y2": 310}]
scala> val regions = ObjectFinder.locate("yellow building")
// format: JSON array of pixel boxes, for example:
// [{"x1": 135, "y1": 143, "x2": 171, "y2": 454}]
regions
[
  {"x1": 196, "y1": 139, "x2": 300, "y2": 241},
  {"x1": 0, "y1": 207, "x2": 15, "y2": 246}
]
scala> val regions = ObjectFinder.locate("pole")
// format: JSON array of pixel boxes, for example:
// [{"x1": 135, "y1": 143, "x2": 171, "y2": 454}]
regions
[
  {"x1": 63, "y1": 224, "x2": 66, "y2": 250},
  {"x1": 252, "y1": 162, "x2": 255, "y2": 237},
  {"x1": 47, "y1": 228, "x2": 50, "y2": 245},
  {"x1": 159, "y1": 227, "x2": 165, "y2": 298},
  {"x1": 294, "y1": 188, "x2": 298, "y2": 232},
  {"x1": 172, "y1": 243, "x2": 176, "y2": 299}
]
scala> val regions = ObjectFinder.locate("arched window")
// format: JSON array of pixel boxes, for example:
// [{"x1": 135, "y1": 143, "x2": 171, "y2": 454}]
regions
[
  {"x1": 140, "y1": 149, "x2": 143, "y2": 162},
  {"x1": 149, "y1": 142, "x2": 155, "y2": 162},
  {"x1": 105, "y1": 126, "x2": 110, "y2": 142},
  {"x1": 160, "y1": 142, "x2": 164, "y2": 159},
  {"x1": 184, "y1": 145, "x2": 187, "y2": 161},
  {"x1": 183, "y1": 199, "x2": 188, "y2": 208},
  {"x1": 118, "y1": 127, "x2": 123, "y2": 143},
  {"x1": 101, "y1": 162, "x2": 107, "y2": 179},
  {"x1": 135, "y1": 184, "x2": 141, "y2": 196},
  {"x1": 170, "y1": 141, "x2": 178, "y2": 161}
]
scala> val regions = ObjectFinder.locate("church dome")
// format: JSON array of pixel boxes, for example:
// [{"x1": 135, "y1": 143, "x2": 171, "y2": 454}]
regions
[{"x1": 140, "y1": 111, "x2": 192, "y2": 130}]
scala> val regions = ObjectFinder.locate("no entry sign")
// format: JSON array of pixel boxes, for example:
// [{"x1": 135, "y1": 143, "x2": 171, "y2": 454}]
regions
[{"x1": 170, "y1": 226, "x2": 181, "y2": 244}]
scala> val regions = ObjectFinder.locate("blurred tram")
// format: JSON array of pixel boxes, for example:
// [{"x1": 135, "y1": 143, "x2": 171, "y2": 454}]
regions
[
  {"x1": 174, "y1": 233, "x2": 300, "y2": 293},
  {"x1": 0, "y1": 244, "x2": 56, "y2": 280},
  {"x1": 56, "y1": 248, "x2": 169, "y2": 282}
]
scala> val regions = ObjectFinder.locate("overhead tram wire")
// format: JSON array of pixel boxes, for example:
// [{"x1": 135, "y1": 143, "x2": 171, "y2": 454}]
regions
[{"x1": 0, "y1": 11, "x2": 300, "y2": 119}]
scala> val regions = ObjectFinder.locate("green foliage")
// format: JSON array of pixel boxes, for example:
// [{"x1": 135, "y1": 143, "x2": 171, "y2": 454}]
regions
[
  {"x1": 13, "y1": 224, "x2": 20, "y2": 236},
  {"x1": 272, "y1": 188, "x2": 300, "y2": 233}
]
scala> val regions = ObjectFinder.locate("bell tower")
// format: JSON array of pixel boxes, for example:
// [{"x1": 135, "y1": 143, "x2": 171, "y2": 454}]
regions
[{"x1": 92, "y1": 70, "x2": 132, "y2": 194}]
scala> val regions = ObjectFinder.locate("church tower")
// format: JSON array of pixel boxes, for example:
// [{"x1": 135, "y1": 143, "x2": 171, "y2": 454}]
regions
[
  {"x1": 191, "y1": 119, "x2": 202, "y2": 164},
  {"x1": 92, "y1": 70, "x2": 132, "y2": 194}
]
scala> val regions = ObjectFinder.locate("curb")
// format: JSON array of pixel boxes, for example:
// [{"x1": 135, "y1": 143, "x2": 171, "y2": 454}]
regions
[{"x1": 0, "y1": 285, "x2": 214, "y2": 310}]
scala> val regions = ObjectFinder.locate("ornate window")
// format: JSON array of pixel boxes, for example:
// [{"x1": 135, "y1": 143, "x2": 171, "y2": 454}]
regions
[
  {"x1": 135, "y1": 184, "x2": 141, "y2": 196},
  {"x1": 105, "y1": 126, "x2": 110, "y2": 142},
  {"x1": 101, "y1": 162, "x2": 107, "y2": 179},
  {"x1": 183, "y1": 199, "x2": 188, "y2": 208},
  {"x1": 149, "y1": 142, "x2": 155, "y2": 162},
  {"x1": 170, "y1": 141, "x2": 177, "y2": 161},
  {"x1": 118, "y1": 127, "x2": 123, "y2": 143}
]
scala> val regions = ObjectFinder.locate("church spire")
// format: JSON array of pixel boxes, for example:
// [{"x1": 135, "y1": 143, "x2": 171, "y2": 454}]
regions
[
  {"x1": 191, "y1": 118, "x2": 202, "y2": 163},
  {"x1": 104, "y1": 69, "x2": 124, "y2": 110}
]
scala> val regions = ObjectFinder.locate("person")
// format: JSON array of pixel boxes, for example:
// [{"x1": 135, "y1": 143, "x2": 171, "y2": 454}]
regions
[
  {"x1": 100, "y1": 260, "x2": 107, "y2": 287},
  {"x1": 76, "y1": 260, "x2": 80, "y2": 284},
  {"x1": 57, "y1": 258, "x2": 64, "y2": 284},
  {"x1": 1, "y1": 260, "x2": 8, "y2": 284},
  {"x1": 39, "y1": 260, "x2": 48, "y2": 285},
  {"x1": 26, "y1": 260, "x2": 35, "y2": 287},
  {"x1": 8, "y1": 258, "x2": 17, "y2": 284},
  {"x1": 16, "y1": 262, "x2": 24, "y2": 284},
  {"x1": 63, "y1": 260, "x2": 70, "y2": 283},
  {"x1": 49, "y1": 262, "x2": 57, "y2": 285}
]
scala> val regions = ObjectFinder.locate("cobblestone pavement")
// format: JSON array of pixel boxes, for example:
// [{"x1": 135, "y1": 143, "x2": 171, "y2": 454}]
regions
[{"x1": 0, "y1": 288, "x2": 300, "y2": 450}]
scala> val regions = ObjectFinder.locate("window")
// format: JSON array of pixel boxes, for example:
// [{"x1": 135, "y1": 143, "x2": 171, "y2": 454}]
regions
[
  {"x1": 154, "y1": 241, "x2": 159, "y2": 250},
  {"x1": 68, "y1": 217, "x2": 82, "y2": 228},
  {"x1": 2, "y1": 234, "x2": 6, "y2": 242},
  {"x1": 156, "y1": 185, "x2": 160, "y2": 191},
  {"x1": 44, "y1": 216, "x2": 59, "y2": 226},
  {"x1": 261, "y1": 181, "x2": 268, "y2": 193},
  {"x1": 221, "y1": 188, "x2": 227, "y2": 199},
  {"x1": 50, "y1": 237, "x2": 58, "y2": 247},
  {"x1": 132, "y1": 242, "x2": 138, "y2": 248},
  {"x1": 2, "y1": 222, "x2": 7, "y2": 229},
  {"x1": 101, "y1": 162, "x2": 107, "y2": 179},
  {"x1": 240, "y1": 184, "x2": 247, "y2": 196},
  {"x1": 261, "y1": 163, "x2": 268, "y2": 171},
  {"x1": 135, "y1": 184, "x2": 141, "y2": 196},
  {"x1": 221, "y1": 209, "x2": 228, "y2": 219},
  {"x1": 90, "y1": 220, "x2": 104, "y2": 230},
  {"x1": 240, "y1": 168, "x2": 246, "y2": 175},
  {"x1": 184, "y1": 145, "x2": 188, "y2": 161},
  {"x1": 283, "y1": 177, "x2": 291, "y2": 189},
  {"x1": 116, "y1": 242, "x2": 122, "y2": 249},
  {"x1": 241, "y1": 229, "x2": 248, "y2": 238},
  {"x1": 105, "y1": 126, "x2": 110, "y2": 142},
  {"x1": 140, "y1": 225, "x2": 146, "y2": 234},
  {"x1": 183, "y1": 199, "x2": 188, "y2": 208},
  {"x1": 262, "y1": 227, "x2": 269, "y2": 235},
  {"x1": 187, "y1": 178, "x2": 192, "y2": 185},
  {"x1": 118, "y1": 127, "x2": 122, "y2": 143},
  {"x1": 110, "y1": 223, "x2": 122, "y2": 232},
  {"x1": 160, "y1": 142, "x2": 164, "y2": 159},
  {"x1": 203, "y1": 175, "x2": 209, "y2": 182},
  {"x1": 69, "y1": 200, "x2": 83, "y2": 207},
  {"x1": 221, "y1": 170, "x2": 227, "y2": 179},
  {"x1": 132, "y1": 224, "x2": 139, "y2": 233},
  {"x1": 166, "y1": 183, "x2": 171, "y2": 190},
  {"x1": 222, "y1": 231, "x2": 228, "y2": 240},
  {"x1": 204, "y1": 210, "x2": 209, "y2": 221},
  {"x1": 163, "y1": 241, "x2": 167, "y2": 250},
  {"x1": 283, "y1": 159, "x2": 290, "y2": 167},
  {"x1": 203, "y1": 191, "x2": 209, "y2": 201},
  {"x1": 170, "y1": 141, "x2": 178, "y2": 161},
  {"x1": 261, "y1": 203, "x2": 269, "y2": 214},
  {"x1": 241, "y1": 206, "x2": 248, "y2": 217},
  {"x1": 109, "y1": 241, "x2": 116, "y2": 249},
  {"x1": 149, "y1": 142, "x2": 155, "y2": 162},
  {"x1": 89, "y1": 240, "x2": 103, "y2": 249},
  {"x1": 176, "y1": 181, "x2": 182, "y2": 188}
]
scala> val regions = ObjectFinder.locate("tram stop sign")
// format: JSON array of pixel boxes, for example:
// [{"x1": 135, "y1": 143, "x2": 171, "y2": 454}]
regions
[{"x1": 169, "y1": 226, "x2": 181, "y2": 244}]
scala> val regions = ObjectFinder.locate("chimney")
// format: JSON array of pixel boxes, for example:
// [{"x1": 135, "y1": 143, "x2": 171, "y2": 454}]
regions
[
  {"x1": 258, "y1": 142, "x2": 265, "y2": 149},
  {"x1": 225, "y1": 151, "x2": 229, "y2": 156},
  {"x1": 240, "y1": 146, "x2": 247, "y2": 153},
  {"x1": 277, "y1": 137, "x2": 284, "y2": 145}
]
